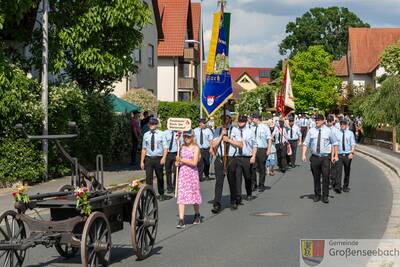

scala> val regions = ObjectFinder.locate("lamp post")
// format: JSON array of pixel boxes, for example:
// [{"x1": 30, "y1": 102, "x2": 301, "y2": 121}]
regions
[
  {"x1": 185, "y1": 0, "x2": 203, "y2": 118},
  {"x1": 42, "y1": 0, "x2": 49, "y2": 181}
]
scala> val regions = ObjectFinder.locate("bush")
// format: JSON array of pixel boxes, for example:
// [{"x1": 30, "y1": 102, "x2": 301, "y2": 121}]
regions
[
  {"x1": 0, "y1": 55, "x2": 44, "y2": 184},
  {"x1": 0, "y1": 138, "x2": 44, "y2": 186},
  {"x1": 123, "y1": 88, "x2": 158, "y2": 114},
  {"x1": 158, "y1": 101, "x2": 200, "y2": 129},
  {"x1": 110, "y1": 113, "x2": 133, "y2": 162},
  {"x1": 48, "y1": 85, "x2": 132, "y2": 173}
]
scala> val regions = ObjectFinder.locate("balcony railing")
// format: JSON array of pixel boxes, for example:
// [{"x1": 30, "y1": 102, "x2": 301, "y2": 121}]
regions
[
  {"x1": 183, "y1": 47, "x2": 199, "y2": 62},
  {"x1": 178, "y1": 77, "x2": 197, "y2": 90}
]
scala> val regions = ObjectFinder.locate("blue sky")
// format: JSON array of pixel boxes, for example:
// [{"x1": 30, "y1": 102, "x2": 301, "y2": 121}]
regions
[{"x1": 195, "y1": 0, "x2": 400, "y2": 68}]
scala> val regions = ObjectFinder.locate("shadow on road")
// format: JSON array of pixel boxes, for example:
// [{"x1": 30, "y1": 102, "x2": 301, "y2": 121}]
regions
[{"x1": 25, "y1": 245, "x2": 163, "y2": 266}]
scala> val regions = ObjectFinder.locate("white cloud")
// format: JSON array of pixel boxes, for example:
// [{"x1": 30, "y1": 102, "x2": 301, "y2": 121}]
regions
[{"x1": 200, "y1": 0, "x2": 400, "y2": 67}]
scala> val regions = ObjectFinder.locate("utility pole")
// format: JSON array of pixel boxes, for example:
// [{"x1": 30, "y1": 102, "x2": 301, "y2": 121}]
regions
[
  {"x1": 199, "y1": 0, "x2": 203, "y2": 118},
  {"x1": 41, "y1": 0, "x2": 49, "y2": 181}
]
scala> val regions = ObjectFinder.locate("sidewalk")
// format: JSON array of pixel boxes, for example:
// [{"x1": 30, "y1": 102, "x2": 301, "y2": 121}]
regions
[
  {"x1": 0, "y1": 169, "x2": 145, "y2": 215},
  {"x1": 356, "y1": 144, "x2": 400, "y2": 177}
]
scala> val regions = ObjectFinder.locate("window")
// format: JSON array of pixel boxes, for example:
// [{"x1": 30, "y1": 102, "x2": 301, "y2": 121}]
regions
[
  {"x1": 259, "y1": 69, "x2": 271, "y2": 78},
  {"x1": 147, "y1": 44, "x2": 154, "y2": 67},
  {"x1": 178, "y1": 91, "x2": 191, "y2": 101},
  {"x1": 133, "y1": 49, "x2": 141, "y2": 63},
  {"x1": 183, "y1": 64, "x2": 191, "y2": 78},
  {"x1": 241, "y1": 77, "x2": 250, "y2": 83}
]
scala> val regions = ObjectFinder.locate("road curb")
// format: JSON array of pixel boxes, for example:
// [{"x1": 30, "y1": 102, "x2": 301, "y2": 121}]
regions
[
  {"x1": 356, "y1": 148, "x2": 400, "y2": 178},
  {"x1": 359, "y1": 148, "x2": 400, "y2": 266}
]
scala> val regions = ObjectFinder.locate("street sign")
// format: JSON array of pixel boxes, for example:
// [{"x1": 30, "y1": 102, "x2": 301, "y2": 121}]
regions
[{"x1": 167, "y1": 118, "x2": 192, "y2": 131}]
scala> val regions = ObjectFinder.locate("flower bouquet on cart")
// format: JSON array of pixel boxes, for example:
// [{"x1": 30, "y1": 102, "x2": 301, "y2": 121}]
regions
[
  {"x1": 74, "y1": 187, "x2": 92, "y2": 216},
  {"x1": 127, "y1": 180, "x2": 143, "y2": 193}
]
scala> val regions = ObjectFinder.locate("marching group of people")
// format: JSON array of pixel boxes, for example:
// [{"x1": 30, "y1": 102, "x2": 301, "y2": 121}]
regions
[{"x1": 136, "y1": 111, "x2": 357, "y2": 229}]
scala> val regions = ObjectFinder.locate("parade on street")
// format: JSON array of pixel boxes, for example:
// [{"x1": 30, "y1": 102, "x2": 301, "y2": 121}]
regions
[{"x1": 1, "y1": 0, "x2": 400, "y2": 266}]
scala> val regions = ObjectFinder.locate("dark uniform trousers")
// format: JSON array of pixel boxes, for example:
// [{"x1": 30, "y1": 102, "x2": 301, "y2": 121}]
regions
[
  {"x1": 145, "y1": 156, "x2": 164, "y2": 196},
  {"x1": 236, "y1": 156, "x2": 252, "y2": 200},
  {"x1": 310, "y1": 155, "x2": 331, "y2": 197},
  {"x1": 301, "y1": 127, "x2": 308, "y2": 142},
  {"x1": 165, "y1": 152, "x2": 177, "y2": 191},
  {"x1": 251, "y1": 148, "x2": 267, "y2": 187},
  {"x1": 338, "y1": 154, "x2": 352, "y2": 189},
  {"x1": 276, "y1": 143, "x2": 288, "y2": 171},
  {"x1": 197, "y1": 148, "x2": 211, "y2": 179},
  {"x1": 214, "y1": 156, "x2": 237, "y2": 205},
  {"x1": 288, "y1": 140, "x2": 298, "y2": 166}
]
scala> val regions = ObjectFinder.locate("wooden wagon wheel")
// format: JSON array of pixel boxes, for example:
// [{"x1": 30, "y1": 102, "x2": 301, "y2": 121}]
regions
[
  {"x1": 58, "y1": 184, "x2": 75, "y2": 192},
  {"x1": 0, "y1": 210, "x2": 26, "y2": 267},
  {"x1": 81, "y1": 212, "x2": 111, "y2": 267},
  {"x1": 131, "y1": 185, "x2": 158, "y2": 260},
  {"x1": 54, "y1": 184, "x2": 79, "y2": 258}
]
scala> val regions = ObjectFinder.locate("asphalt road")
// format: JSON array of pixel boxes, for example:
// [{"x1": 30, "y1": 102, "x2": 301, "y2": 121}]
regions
[{"x1": 14, "y1": 155, "x2": 392, "y2": 267}]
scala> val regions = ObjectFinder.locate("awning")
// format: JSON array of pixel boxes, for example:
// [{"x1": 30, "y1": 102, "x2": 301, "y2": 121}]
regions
[{"x1": 108, "y1": 94, "x2": 140, "y2": 113}]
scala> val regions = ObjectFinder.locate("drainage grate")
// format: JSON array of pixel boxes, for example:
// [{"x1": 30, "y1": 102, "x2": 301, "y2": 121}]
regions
[{"x1": 251, "y1": 212, "x2": 288, "y2": 217}]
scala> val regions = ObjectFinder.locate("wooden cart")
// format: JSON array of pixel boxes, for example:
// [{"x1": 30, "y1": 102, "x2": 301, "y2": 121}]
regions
[{"x1": 0, "y1": 123, "x2": 158, "y2": 267}]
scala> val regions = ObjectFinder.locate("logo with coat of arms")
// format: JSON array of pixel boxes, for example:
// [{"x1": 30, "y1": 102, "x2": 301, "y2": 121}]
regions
[
  {"x1": 207, "y1": 96, "x2": 215, "y2": 106},
  {"x1": 301, "y1": 240, "x2": 325, "y2": 266}
]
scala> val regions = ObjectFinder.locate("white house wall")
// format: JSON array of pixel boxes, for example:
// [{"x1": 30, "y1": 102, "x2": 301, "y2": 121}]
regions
[
  {"x1": 157, "y1": 57, "x2": 178, "y2": 102},
  {"x1": 113, "y1": 0, "x2": 158, "y2": 97}
]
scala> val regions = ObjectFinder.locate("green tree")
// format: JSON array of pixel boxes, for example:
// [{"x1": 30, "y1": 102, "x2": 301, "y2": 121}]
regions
[
  {"x1": 353, "y1": 76, "x2": 400, "y2": 127},
  {"x1": 29, "y1": 0, "x2": 151, "y2": 93},
  {"x1": 236, "y1": 84, "x2": 275, "y2": 116},
  {"x1": 381, "y1": 40, "x2": 400, "y2": 76},
  {"x1": 123, "y1": 88, "x2": 158, "y2": 114},
  {"x1": 290, "y1": 45, "x2": 341, "y2": 113},
  {"x1": 279, "y1": 7, "x2": 369, "y2": 59}
]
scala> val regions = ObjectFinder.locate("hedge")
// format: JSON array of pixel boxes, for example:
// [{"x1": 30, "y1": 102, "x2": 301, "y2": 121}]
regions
[{"x1": 158, "y1": 101, "x2": 200, "y2": 129}]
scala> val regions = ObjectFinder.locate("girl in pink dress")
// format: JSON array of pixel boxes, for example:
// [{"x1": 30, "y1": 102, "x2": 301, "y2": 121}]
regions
[{"x1": 175, "y1": 130, "x2": 202, "y2": 229}]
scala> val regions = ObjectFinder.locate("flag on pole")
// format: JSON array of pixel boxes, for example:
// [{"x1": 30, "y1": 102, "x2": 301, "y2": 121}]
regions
[
  {"x1": 275, "y1": 63, "x2": 295, "y2": 116},
  {"x1": 202, "y1": 11, "x2": 233, "y2": 117}
]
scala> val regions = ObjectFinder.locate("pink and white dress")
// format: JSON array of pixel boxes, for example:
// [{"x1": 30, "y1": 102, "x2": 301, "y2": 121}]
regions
[{"x1": 177, "y1": 146, "x2": 202, "y2": 205}]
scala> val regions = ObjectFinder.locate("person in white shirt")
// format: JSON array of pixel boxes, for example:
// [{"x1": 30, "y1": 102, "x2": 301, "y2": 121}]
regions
[{"x1": 287, "y1": 116, "x2": 302, "y2": 168}]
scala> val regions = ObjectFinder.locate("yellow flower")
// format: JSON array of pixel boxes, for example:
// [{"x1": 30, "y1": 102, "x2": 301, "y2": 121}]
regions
[{"x1": 15, "y1": 182, "x2": 27, "y2": 194}]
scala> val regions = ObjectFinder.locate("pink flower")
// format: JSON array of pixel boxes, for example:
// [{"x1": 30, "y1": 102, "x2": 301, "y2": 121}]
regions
[{"x1": 12, "y1": 192, "x2": 17, "y2": 198}]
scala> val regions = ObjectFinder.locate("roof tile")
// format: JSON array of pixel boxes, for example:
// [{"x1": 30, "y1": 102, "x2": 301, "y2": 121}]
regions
[
  {"x1": 157, "y1": 0, "x2": 190, "y2": 57},
  {"x1": 349, "y1": 28, "x2": 400, "y2": 74}
]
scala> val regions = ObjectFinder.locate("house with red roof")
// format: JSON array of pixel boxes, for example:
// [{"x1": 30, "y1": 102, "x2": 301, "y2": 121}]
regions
[
  {"x1": 114, "y1": 0, "x2": 164, "y2": 97},
  {"x1": 230, "y1": 67, "x2": 273, "y2": 92},
  {"x1": 156, "y1": 0, "x2": 202, "y2": 102},
  {"x1": 333, "y1": 28, "x2": 400, "y2": 91}
]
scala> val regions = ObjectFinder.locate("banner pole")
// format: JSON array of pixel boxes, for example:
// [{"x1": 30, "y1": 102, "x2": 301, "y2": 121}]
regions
[{"x1": 174, "y1": 132, "x2": 181, "y2": 198}]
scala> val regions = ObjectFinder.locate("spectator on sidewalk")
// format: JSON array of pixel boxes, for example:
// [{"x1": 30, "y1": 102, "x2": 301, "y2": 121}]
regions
[
  {"x1": 175, "y1": 130, "x2": 202, "y2": 229},
  {"x1": 130, "y1": 112, "x2": 141, "y2": 169}
]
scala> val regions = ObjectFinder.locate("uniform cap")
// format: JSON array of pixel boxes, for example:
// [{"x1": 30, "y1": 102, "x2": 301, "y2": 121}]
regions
[
  {"x1": 315, "y1": 114, "x2": 325, "y2": 121},
  {"x1": 149, "y1": 117, "x2": 159, "y2": 125},
  {"x1": 252, "y1": 113, "x2": 262, "y2": 119},
  {"x1": 340, "y1": 119, "x2": 348, "y2": 125},
  {"x1": 198, "y1": 118, "x2": 207, "y2": 124},
  {"x1": 183, "y1": 129, "x2": 194, "y2": 136},
  {"x1": 238, "y1": 115, "x2": 248, "y2": 122},
  {"x1": 326, "y1": 114, "x2": 335, "y2": 122}
]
